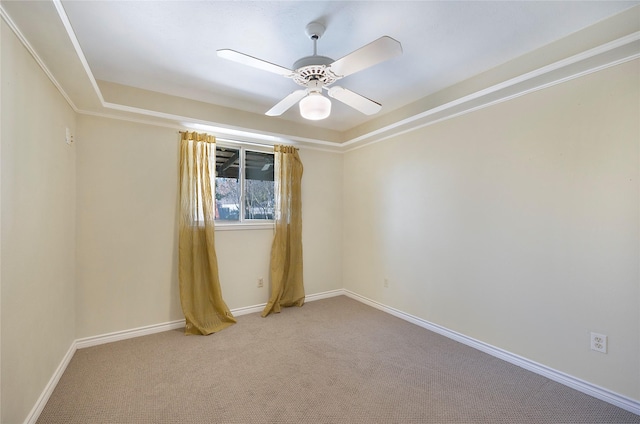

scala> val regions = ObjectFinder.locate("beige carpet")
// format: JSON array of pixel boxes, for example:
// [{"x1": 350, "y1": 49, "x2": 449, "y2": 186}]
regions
[{"x1": 38, "y1": 296, "x2": 640, "y2": 423}]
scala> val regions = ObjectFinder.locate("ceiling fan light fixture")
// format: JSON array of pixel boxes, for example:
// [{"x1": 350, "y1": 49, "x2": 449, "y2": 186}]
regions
[{"x1": 299, "y1": 92, "x2": 331, "y2": 120}]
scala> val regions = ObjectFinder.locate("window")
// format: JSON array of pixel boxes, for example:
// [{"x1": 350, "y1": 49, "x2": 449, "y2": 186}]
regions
[{"x1": 215, "y1": 144, "x2": 274, "y2": 224}]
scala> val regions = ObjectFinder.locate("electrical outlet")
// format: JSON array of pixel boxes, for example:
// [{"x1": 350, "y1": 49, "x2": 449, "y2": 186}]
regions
[
  {"x1": 65, "y1": 127, "x2": 73, "y2": 145},
  {"x1": 590, "y1": 332, "x2": 607, "y2": 353},
  {"x1": 384, "y1": 278, "x2": 389, "y2": 288},
  {"x1": 257, "y1": 277, "x2": 264, "y2": 288}
]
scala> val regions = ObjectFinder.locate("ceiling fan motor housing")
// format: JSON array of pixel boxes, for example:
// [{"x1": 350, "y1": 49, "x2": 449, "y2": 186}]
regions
[{"x1": 292, "y1": 55, "x2": 338, "y2": 87}]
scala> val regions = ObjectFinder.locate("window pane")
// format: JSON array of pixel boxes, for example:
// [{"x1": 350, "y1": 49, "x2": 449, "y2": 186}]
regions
[
  {"x1": 245, "y1": 150, "x2": 274, "y2": 220},
  {"x1": 215, "y1": 147, "x2": 240, "y2": 221}
]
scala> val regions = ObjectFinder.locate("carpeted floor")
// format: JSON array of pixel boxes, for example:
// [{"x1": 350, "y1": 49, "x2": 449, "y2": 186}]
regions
[{"x1": 38, "y1": 296, "x2": 640, "y2": 423}]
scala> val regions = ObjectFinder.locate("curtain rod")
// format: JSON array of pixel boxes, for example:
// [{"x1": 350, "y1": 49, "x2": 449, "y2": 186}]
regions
[{"x1": 178, "y1": 131, "x2": 298, "y2": 150}]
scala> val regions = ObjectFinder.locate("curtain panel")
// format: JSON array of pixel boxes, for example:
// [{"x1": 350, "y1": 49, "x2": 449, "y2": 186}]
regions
[
  {"x1": 178, "y1": 131, "x2": 236, "y2": 335},
  {"x1": 262, "y1": 145, "x2": 305, "y2": 317}
]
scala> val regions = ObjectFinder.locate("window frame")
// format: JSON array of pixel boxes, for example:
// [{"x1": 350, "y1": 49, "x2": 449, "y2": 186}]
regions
[{"x1": 214, "y1": 140, "x2": 275, "y2": 231}]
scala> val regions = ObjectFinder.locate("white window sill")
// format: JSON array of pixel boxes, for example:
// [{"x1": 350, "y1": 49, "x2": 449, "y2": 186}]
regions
[{"x1": 214, "y1": 222, "x2": 275, "y2": 231}]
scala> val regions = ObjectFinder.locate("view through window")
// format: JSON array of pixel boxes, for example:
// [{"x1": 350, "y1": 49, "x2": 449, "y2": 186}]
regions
[{"x1": 215, "y1": 145, "x2": 274, "y2": 222}]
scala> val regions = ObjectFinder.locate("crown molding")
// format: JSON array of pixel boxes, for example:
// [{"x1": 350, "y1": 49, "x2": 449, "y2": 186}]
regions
[
  {"x1": 343, "y1": 32, "x2": 640, "y2": 152},
  {"x1": 2, "y1": 2, "x2": 639, "y2": 153},
  {"x1": 0, "y1": 3, "x2": 78, "y2": 111}
]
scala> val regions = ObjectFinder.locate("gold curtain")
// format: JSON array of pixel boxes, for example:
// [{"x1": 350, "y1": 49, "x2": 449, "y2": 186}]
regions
[
  {"x1": 178, "y1": 131, "x2": 236, "y2": 335},
  {"x1": 262, "y1": 145, "x2": 305, "y2": 317}
]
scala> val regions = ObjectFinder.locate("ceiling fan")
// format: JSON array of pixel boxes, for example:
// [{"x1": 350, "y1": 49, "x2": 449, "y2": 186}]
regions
[{"x1": 217, "y1": 22, "x2": 402, "y2": 120}]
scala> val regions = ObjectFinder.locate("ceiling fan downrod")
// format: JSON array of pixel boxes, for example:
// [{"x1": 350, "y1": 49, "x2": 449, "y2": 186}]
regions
[{"x1": 306, "y1": 21, "x2": 326, "y2": 56}]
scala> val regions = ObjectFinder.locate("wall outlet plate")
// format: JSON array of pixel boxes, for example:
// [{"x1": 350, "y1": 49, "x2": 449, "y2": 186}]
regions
[
  {"x1": 65, "y1": 127, "x2": 73, "y2": 145},
  {"x1": 590, "y1": 332, "x2": 607, "y2": 353}
]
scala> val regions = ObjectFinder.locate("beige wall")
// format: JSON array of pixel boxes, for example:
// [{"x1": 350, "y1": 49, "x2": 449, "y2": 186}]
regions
[
  {"x1": 1, "y1": 21, "x2": 77, "y2": 423},
  {"x1": 343, "y1": 59, "x2": 640, "y2": 400},
  {"x1": 75, "y1": 117, "x2": 181, "y2": 338},
  {"x1": 75, "y1": 115, "x2": 343, "y2": 338},
  {"x1": 299, "y1": 147, "x2": 344, "y2": 296}
]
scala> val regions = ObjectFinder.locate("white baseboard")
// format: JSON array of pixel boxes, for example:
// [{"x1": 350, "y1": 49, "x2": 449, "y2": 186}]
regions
[
  {"x1": 24, "y1": 342, "x2": 76, "y2": 424},
  {"x1": 75, "y1": 289, "x2": 344, "y2": 350},
  {"x1": 342, "y1": 289, "x2": 640, "y2": 417},
  {"x1": 306, "y1": 288, "x2": 344, "y2": 302},
  {"x1": 23, "y1": 319, "x2": 182, "y2": 424},
  {"x1": 230, "y1": 289, "x2": 344, "y2": 317},
  {"x1": 25, "y1": 288, "x2": 639, "y2": 423},
  {"x1": 75, "y1": 319, "x2": 186, "y2": 350}
]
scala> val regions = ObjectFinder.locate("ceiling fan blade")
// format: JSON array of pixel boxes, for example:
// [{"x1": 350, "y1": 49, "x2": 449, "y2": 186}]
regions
[
  {"x1": 329, "y1": 36, "x2": 402, "y2": 78},
  {"x1": 217, "y1": 49, "x2": 293, "y2": 76},
  {"x1": 328, "y1": 86, "x2": 382, "y2": 115},
  {"x1": 266, "y1": 90, "x2": 307, "y2": 116}
]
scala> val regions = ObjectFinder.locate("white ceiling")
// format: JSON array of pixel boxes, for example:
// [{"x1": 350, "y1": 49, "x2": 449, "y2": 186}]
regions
[
  {"x1": 1, "y1": 0, "x2": 638, "y2": 146},
  {"x1": 56, "y1": 0, "x2": 637, "y2": 133}
]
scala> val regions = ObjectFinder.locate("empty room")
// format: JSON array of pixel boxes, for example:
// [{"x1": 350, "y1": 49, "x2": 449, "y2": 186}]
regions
[{"x1": 1, "y1": 1, "x2": 639, "y2": 423}]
